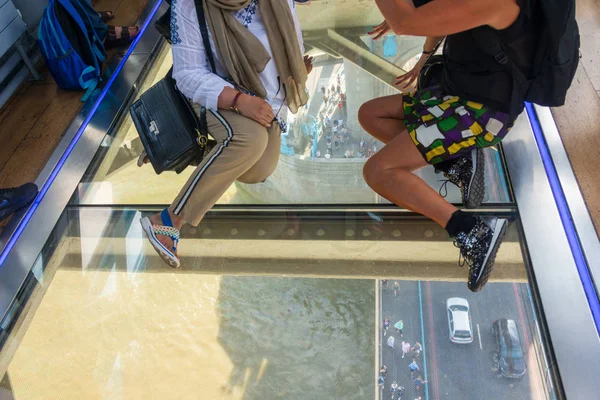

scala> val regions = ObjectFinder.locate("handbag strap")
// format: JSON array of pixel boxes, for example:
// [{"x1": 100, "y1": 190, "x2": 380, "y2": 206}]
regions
[
  {"x1": 194, "y1": 0, "x2": 217, "y2": 74},
  {"x1": 193, "y1": 0, "x2": 215, "y2": 137}
]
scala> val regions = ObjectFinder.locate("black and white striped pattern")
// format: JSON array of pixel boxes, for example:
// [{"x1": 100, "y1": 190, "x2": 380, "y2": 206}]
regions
[{"x1": 173, "y1": 110, "x2": 233, "y2": 215}]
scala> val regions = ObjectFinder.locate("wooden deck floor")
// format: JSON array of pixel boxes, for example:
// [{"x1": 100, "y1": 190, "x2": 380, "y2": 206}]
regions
[
  {"x1": 0, "y1": 0, "x2": 149, "y2": 230},
  {"x1": 0, "y1": 0, "x2": 599, "y2": 237},
  {"x1": 551, "y1": 0, "x2": 600, "y2": 234}
]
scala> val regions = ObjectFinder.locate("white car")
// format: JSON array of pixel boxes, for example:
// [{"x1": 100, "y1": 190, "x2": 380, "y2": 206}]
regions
[{"x1": 446, "y1": 298, "x2": 473, "y2": 344}]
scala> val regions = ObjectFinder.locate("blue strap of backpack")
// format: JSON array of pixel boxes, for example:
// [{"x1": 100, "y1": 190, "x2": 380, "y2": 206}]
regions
[{"x1": 79, "y1": 65, "x2": 99, "y2": 102}]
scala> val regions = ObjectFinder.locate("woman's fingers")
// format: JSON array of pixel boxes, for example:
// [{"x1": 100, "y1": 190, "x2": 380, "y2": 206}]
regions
[
  {"x1": 398, "y1": 75, "x2": 418, "y2": 89},
  {"x1": 266, "y1": 110, "x2": 275, "y2": 121},
  {"x1": 395, "y1": 74, "x2": 409, "y2": 83},
  {"x1": 396, "y1": 76, "x2": 415, "y2": 88},
  {"x1": 262, "y1": 113, "x2": 274, "y2": 127},
  {"x1": 257, "y1": 115, "x2": 270, "y2": 127},
  {"x1": 371, "y1": 26, "x2": 390, "y2": 40},
  {"x1": 368, "y1": 21, "x2": 386, "y2": 36},
  {"x1": 372, "y1": 30, "x2": 388, "y2": 40},
  {"x1": 395, "y1": 72, "x2": 414, "y2": 84},
  {"x1": 367, "y1": 26, "x2": 380, "y2": 36}
]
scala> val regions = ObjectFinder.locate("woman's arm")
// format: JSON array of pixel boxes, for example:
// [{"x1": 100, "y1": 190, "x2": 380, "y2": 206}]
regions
[
  {"x1": 374, "y1": 0, "x2": 520, "y2": 37},
  {"x1": 171, "y1": 0, "x2": 234, "y2": 111},
  {"x1": 423, "y1": 35, "x2": 444, "y2": 53},
  {"x1": 394, "y1": 35, "x2": 444, "y2": 88},
  {"x1": 172, "y1": 0, "x2": 274, "y2": 126}
]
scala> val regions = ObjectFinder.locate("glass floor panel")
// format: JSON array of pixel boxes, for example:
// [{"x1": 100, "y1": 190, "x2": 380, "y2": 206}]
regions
[{"x1": 0, "y1": 207, "x2": 554, "y2": 400}]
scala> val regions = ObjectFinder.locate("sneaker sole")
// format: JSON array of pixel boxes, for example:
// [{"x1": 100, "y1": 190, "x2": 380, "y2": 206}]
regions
[
  {"x1": 469, "y1": 218, "x2": 508, "y2": 292},
  {"x1": 466, "y1": 148, "x2": 485, "y2": 209}
]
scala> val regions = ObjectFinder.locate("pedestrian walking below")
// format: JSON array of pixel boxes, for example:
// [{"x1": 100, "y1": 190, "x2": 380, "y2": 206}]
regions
[
  {"x1": 390, "y1": 381, "x2": 399, "y2": 399},
  {"x1": 414, "y1": 376, "x2": 428, "y2": 393},
  {"x1": 411, "y1": 342, "x2": 422, "y2": 358},
  {"x1": 383, "y1": 318, "x2": 391, "y2": 336},
  {"x1": 402, "y1": 340, "x2": 411, "y2": 358},
  {"x1": 394, "y1": 319, "x2": 404, "y2": 337},
  {"x1": 409, "y1": 359, "x2": 419, "y2": 378},
  {"x1": 396, "y1": 386, "x2": 405, "y2": 400},
  {"x1": 387, "y1": 335, "x2": 395, "y2": 348}
]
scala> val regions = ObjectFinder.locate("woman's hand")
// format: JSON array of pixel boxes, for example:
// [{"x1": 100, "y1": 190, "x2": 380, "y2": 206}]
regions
[
  {"x1": 304, "y1": 55, "x2": 314, "y2": 75},
  {"x1": 236, "y1": 94, "x2": 275, "y2": 128},
  {"x1": 395, "y1": 55, "x2": 428, "y2": 90},
  {"x1": 368, "y1": 20, "x2": 392, "y2": 40}
]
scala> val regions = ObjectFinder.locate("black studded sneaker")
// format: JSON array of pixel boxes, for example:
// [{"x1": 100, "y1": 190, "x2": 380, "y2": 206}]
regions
[
  {"x1": 438, "y1": 148, "x2": 485, "y2": 208},
  {"x1": 454, "y1": 216, "x2": 508, "y2": 292}
]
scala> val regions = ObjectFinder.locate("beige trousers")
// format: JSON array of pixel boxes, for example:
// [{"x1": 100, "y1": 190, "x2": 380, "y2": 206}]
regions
[{"x1": 169, "y1": 105, "x2": 281, "y2": 226}]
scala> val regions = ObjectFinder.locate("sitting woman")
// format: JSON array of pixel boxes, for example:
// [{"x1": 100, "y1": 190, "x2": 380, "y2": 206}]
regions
[
  {"x1": 140, "y1": 0, "x2": 312, "y2": 267},
  {"x1": 359, "y1": 0, "x2": 538, "y2": 292}
]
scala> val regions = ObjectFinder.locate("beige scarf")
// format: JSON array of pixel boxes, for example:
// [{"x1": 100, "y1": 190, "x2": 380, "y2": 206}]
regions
[{"x1": 204, "y1": 0, "x2": 308, "y2": 113}]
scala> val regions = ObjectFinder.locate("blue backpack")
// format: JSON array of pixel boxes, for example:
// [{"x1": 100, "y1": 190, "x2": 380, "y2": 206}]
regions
[{"x1": 38, "y1": 0, "x2": 106, "y2": 101}]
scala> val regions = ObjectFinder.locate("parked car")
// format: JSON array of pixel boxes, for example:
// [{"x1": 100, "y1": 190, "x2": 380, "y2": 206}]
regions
[
  {"x1": 446, "y1": 298, "x2": 473, "y2": 344},
  {"x1": 492, "y1": 318, "x2": 527, "y2": 378}
]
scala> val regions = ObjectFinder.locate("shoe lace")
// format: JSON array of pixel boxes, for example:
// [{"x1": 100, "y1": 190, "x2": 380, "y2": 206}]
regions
[
  {"x1": 438, "y1": 179, "x2": 451, "y2": 198},
  {"x1": 453, "y1": 237, "x2": 475, "y2": 269}
]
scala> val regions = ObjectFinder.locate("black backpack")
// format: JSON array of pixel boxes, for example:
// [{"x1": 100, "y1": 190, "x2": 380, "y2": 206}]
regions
[{"x1": 478, "y1": 0, "x2": 580, "y2": 115}]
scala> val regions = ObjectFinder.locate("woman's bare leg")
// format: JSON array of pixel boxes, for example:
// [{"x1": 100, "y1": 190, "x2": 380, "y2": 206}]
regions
[
  {"x1": 363, "y1": 130, "x2": 457, "y2": 228},
  {"x1": 358, "y1": 94, "x2": 406, "y2": 144},
  {"x1": 360, "y1": 95, "x2": 509, "y2": 293}
]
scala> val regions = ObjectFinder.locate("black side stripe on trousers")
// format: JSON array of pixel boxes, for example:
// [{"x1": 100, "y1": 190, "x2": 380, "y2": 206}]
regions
[{"x1": 173, "y1": 110, "x2": 233, "y2": 215}]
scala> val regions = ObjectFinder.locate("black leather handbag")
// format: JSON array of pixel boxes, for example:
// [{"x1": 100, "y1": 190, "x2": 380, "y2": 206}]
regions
[
  {"x1": 129, "y1": 68, "x2": 211, "y2": 174},
  {"x1": 129, "y1": 0, "x2": 214, "y2": 174}
]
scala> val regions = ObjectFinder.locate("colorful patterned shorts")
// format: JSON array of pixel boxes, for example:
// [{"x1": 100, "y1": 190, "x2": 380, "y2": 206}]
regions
[{"x1": 403, "y1": 85, "x2": 512, "y2": 164}]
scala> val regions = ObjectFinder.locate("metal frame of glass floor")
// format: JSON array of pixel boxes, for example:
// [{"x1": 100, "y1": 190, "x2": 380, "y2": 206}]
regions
[{"x1": 0, "y1": 1, "x2": 599, "y2": 399}]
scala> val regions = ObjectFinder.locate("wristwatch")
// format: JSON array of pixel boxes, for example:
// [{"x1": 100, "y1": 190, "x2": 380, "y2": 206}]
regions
[{"x1": 230, "y1": 92, "x2": 243, "y2": 114}]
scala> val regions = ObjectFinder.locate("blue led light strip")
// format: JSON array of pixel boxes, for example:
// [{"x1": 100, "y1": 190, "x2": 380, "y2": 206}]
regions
[
  {"x1": 0, "y1": 0, "x2": 164, "y2": 268},
  {"x1": 525, "y1": 103, "x2": 600, "y2": 334}
]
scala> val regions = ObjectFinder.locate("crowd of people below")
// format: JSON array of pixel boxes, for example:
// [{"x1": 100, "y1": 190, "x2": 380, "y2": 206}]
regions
[
  {"x1": 320, "y1": 74, "x2": 348, "y2": 117},
  {"x1": 315, "y1": 115, "x2": 379, "y2": 160},
  {"x1": 380, "y1": 280, "x2": 427, "y2": 399}
]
